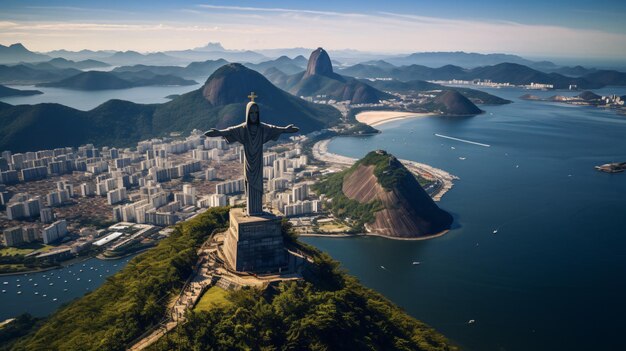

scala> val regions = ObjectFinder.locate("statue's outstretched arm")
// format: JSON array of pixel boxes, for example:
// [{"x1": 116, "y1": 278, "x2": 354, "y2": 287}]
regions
[
  {"x1": 204, "y1": 128, "x2": 225, "y2": 137},
  {"x1": 282, "y1": 124, "x2": 299, "y2": 134}
]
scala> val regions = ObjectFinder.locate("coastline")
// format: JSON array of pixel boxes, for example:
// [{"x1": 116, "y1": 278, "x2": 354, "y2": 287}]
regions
[
  {"x1": 300, "y1": 230, "x2": 450, "y2": 241},
  {"x1": 311, "y1": 138, "x2": 458, "y2": 202},
  {"x1": 355, "y1": 111, "x2": 435, "y2": 127},
  {"x1": 308, "y1": 109, "x2": 458, "y2": 241}
]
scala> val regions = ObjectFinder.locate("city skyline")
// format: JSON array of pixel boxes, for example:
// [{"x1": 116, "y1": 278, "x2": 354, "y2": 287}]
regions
[{"x1": 1, "y1": 0, "x2": 625, "y2": 60}]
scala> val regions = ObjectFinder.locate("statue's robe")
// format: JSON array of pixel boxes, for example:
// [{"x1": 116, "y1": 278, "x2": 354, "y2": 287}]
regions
[{"x1": 219, "y1": 122, "x2": 285, "y2": 215}]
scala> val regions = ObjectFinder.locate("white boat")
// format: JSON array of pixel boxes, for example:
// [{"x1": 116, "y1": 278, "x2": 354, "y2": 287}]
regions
[
  {"x1": 49, "y1": 283, "x2": 53, "y2": 286},
  {"x1": 53, "y1": 298, "x2": 58, "y2": 301},
  {"x1": 43, "y1": 294, "x2": 47, "y2": 297},
  {"x1": 33, "y1": 283, "x2": 38, "y2": 286},
  {"x1": 459, "y1": 157, "x2": 466, "y2": 160},
  {"x1": 468, "y1": 319, "x2": 476, "y2": 324},
  {"x1": 1, "y1": 290, "x2": 5, "y2": 293},
  {"x1": 3, "y1": 282, "x2": 8, "y2": 285},
  {"x1": 380, "y1": 266, "x2": 386, "y2": 270},
  {"x1": 34, "y1": 292, "x2": 39, "y2": 295},
  {"x1": 77, "y1": 278, "x2": 80, "y2": 281},
  {"x1": 412, "y1": 261, "x2": 421, "y2": 265},
  {"x1": 17, "y1": 291, "x2": 21, "y2": 294},
  {"x1": 493, "y1": 229, "x2": 498, "y2": 234}
]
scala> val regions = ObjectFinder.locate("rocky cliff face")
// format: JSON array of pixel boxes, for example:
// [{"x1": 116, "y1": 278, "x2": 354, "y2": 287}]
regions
[
  {"x1": 342, "y1": 151, "x2": 453, "y2": 238},
  {"x1": 304, "y1": 48, "x2": 335, "y2": 79}
]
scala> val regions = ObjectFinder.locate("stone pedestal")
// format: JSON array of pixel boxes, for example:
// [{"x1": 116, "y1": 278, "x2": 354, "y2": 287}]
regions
[{"x1": 224, "y1": 208, "x2": 287, "y2": 273}]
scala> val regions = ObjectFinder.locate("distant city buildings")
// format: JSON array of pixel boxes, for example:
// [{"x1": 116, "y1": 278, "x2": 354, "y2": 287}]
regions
[{"x1": 1, "y1": 129, "x2": 325, "y2": 254}]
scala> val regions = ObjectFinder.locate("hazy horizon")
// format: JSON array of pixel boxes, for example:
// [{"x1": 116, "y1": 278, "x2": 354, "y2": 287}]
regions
[{"x1": 1, "y1": 0, "x2": 625, "y2": 60}]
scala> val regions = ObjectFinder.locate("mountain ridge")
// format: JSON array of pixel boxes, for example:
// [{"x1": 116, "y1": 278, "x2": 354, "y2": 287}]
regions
[{"x1": 0, "y1": 63, "x2": 341, "y2": 152}]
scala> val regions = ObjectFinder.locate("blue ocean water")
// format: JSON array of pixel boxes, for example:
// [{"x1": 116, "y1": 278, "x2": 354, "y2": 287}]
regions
[
  {"x1": 303, "y1": 87, "x2": 626, "y2": 351},
  {"x1": 0, "y1": 257, "x2": 131, "y2": 320}
]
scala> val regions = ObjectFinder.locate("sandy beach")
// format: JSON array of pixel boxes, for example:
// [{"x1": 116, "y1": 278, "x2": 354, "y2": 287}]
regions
[
  {"x1": 311, "y1": 138, "x2": 458, "y2": 202},
  {"x1": 356, "y1": 111, "x2": 435, "y2": 127}
]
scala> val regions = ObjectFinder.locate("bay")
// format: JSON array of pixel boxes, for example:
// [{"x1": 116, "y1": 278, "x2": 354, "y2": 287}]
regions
[
  {"x1": 303, "y1": 86, "x2": 626, "y2": 351},
  {"x1": 0, "y1": 83, "x2": 202, "y2": 111}
]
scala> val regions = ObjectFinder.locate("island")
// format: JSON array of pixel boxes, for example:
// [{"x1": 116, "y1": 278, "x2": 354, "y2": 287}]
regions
[
  {"x1": 595, "y1": 162, "x2": 626, "y2": 173},
  {"x1": 0, "y1": 85, "x2": 42, "y2": 98},
  {"x1": 521, "y1": 90, "x2": 626, "y2": 115},
  {"x1": 36, "y1": 71, "x2": 197, "y2": 91}
]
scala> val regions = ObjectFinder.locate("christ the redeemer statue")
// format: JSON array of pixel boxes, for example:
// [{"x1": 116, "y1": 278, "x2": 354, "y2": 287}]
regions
[{"x1": 204, "y1": 92, "x2": 299, "y2": 216}]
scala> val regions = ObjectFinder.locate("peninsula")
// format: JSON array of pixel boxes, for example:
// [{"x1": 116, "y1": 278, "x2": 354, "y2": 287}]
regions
[{"x1": 313, "y1": 150, "x2": 453, "y2": 238}]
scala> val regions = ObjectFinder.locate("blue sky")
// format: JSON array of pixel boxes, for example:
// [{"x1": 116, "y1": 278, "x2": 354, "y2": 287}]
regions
[{"x1": 1, "y1": 0, "x2": 625, "y2": 58}]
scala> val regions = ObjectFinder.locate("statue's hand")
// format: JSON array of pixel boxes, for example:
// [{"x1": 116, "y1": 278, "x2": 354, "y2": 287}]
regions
[
  {"x1": 285, "y1": 124, "x2": 299, "y2": 133},
  {"x1": 204, "y1": 128, "x2": 221, "y2": 137}
]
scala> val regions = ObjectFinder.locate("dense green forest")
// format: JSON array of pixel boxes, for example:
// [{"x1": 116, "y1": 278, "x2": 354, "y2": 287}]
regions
[{"x1": 148, "y1": 236, "x2": 456, "y2": 351}]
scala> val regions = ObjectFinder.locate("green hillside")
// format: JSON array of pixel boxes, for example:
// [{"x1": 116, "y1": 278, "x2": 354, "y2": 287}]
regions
[
  {"x1": 10, "y1": 207, "x2": 230, "y2": 351},
  {"x1": 7, "y1": 207, "x2": 455, "y2": 351},
  {"x1": 0, "y1": 64, "x2": 341, "y2": 152}
]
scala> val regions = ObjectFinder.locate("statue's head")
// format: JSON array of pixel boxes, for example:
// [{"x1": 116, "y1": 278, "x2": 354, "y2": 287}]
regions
[{"x1": 246, "y1": 102, "x2": 260, "y2": 125}]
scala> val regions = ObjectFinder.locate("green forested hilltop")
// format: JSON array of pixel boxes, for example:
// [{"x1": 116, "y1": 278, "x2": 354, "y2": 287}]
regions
[
  {"x1": 9, "y1": 207, "x2": 455, "y2": 351},
  {"x1": 148, "y1": 253, "x2": 456, "y2": 351}
]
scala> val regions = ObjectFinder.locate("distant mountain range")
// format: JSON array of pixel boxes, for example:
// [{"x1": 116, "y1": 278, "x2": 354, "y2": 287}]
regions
[
  {"x1": 340, "y1": 62, "x2": 626, "y2": 89},
  {"x1": 43, "y1": 58, "x2": 109, "y2": 70},
  {"x1": 37, "y1": 71, "x2": 197, "y2": 90},
  {"x1": 0, "y1": 43, "x2": 51, "y2": 64},
  {"x1": 112, "y1": 59, "x2": 228, "y2": 80},
  {"x1": 2, "y1": 42, "x2": 626, "y2": 89},
  {"x1": 384, "y1": 51, "x2": 556, "y2": 69},
  {"x1": 243, "y1": 55, "x2": 308, "y2": 75},
  {"x1": 0, "y1": 84, "x2": 42, "y2": 98},
  {"x1": 0, "y1": 63, "x2": 341, "y2": 152},
  {"x1": 266, "y1": 48, "x2": 392, "y2": 104},
  {"x1": 0, "y1": 64, "x2": 82, "y2": 85}
]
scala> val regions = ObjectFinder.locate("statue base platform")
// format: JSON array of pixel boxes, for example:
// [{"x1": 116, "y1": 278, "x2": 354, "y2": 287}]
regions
[{"x1": 224, "y1": 208, "x2": 288, "y2": 273}]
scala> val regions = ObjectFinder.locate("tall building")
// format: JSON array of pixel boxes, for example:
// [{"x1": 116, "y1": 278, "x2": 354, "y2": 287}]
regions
[
  {"x1": 3, "y1": 227, "x2": 24, "y2": 247},
  {"x1": 40, "y1": 207, "x2": 54, "y2": 224},
  {"x1": 292, "y1": 183, "x2": 309, "y2": 202},
  {"x1": 80, "y1": 183, "x2": 95, "y2": 197},
  {"x1": 107, "y1": 188, "x2": 127, "y2": 205},
  {"x1": 215, "y1": 178, "x2": 244, "y2": 195},
  {"x1": 24, "y1": 197, "x2": 42, "y2": 217},
  {"x1": 42, "y1": 220, "x2": 68, "y2": 244},
  {"x1": 22, "y1": 226, "x2": 38, "y2": 243},
  {"x1": 205, "y1": 168, "x2": 217, "y2": 180},
  {"x1": 21, "y1": 166, "x2": 48, "y2": 181},
  {"x1": 6, "y1": 202, "x2": 25, "y2": 220}
]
